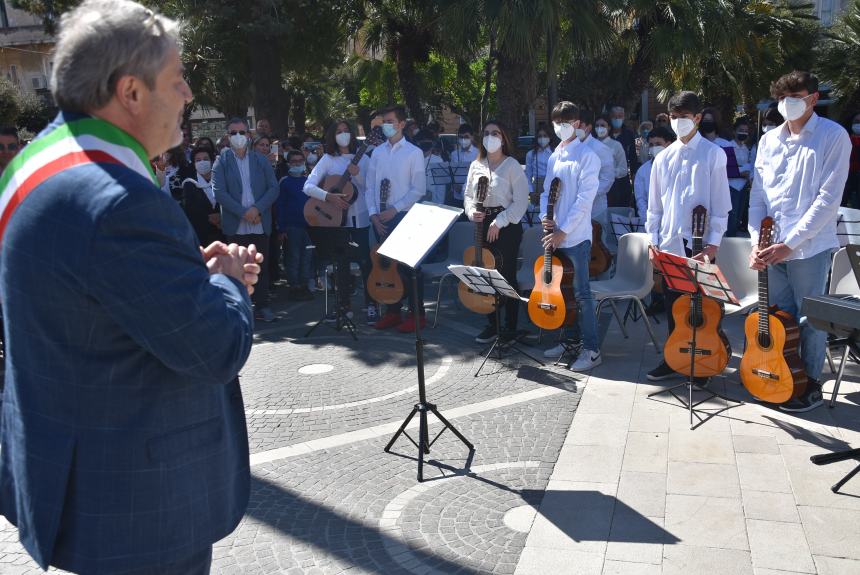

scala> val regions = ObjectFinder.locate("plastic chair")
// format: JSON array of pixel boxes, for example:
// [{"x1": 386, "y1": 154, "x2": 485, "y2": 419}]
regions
[
  {"x1": 824, "y1": 247, "x2": 860, "y2": 406},
  {"x1": 837, "y1": 207, "x2": 860, "y2": 247},
  {"x1": 589, "y1": 233, "x2": 661, "y2": 352},
  {"x1": 430, "y1": 221, "x2": 484, "y2": 327},
  {"x1": 717, "y1": 237, "x2": 758, "y2": 315}
]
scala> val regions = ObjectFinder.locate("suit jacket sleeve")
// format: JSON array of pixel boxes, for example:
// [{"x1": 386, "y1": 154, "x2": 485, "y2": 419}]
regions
[
  {"x1": 212, "y1": 153, "x2": 245, "y2": 217},
  {"x1": 254, "y1": 154, "x2": 280, "y2": 212},
  {"x1": 89, "y1": 189, "x2": 254, "y2": 384}
]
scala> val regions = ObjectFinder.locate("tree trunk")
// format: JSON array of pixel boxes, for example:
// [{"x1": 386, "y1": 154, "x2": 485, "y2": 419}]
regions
[
  {"x1": 480, "y1": 32, "x2": 496, "y2": 126},
  {"x1": 394, "y1": 44, "x2": 425, "y2": 125},
  {"x1": 292, "y1": 93, "x2": 306, "y2": 135},
  {"x1": 496, "y1": 52, "x2": 536, "y2": 138},
  {"x1": 248, "y1": 31, "x2": 290, "y2": 138},
  {"x1": 546, "y1": 21, "x2": 559, "y2": 111}
]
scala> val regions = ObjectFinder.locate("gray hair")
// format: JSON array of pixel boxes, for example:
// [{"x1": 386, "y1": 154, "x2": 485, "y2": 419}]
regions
[{"x1": 50, "y1": 0, "x2": 181, "y2": 113}]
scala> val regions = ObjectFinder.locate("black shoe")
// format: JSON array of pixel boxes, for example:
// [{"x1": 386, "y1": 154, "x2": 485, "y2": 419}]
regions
[
  {"x1": 475, "y1": 325, "x2": 498, "y2": 344},
  {"x1": 780, "y1": 381, "x2": 824, "y2": 413},
  {"x1": 647, "y1": 362, "x2": 678, "y2": 381},
  {"x1": 692, "y1": 377, "x2": 710, "y2": 389}
]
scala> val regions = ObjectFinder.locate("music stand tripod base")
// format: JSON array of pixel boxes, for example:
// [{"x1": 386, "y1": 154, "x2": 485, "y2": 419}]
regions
[
  {"x1": 304, "y1": 228, "x2": 359, "y2": 341},
  {"x1": 810, "y1": 448, "x2": 860, "y2": 493},
  {"x1": 475, "y1": 298, "x2": 544, "y2": 377}
]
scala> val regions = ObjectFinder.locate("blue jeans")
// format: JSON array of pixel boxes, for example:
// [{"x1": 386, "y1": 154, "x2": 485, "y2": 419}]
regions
[
  {"x1": 557, "y1": 240, "x2": 599, "y2": 352},
  {"x1": 767, "y1": 249, "x2": 833, "y2": 380},
  {"x1": 283, "y1": 226, "x2": 313, "y2": 285},
  {"x1": 726, "y1": 185, "x2": 747, "y2": 237}
]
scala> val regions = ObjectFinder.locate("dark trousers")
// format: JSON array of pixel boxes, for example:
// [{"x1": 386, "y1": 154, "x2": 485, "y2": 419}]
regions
[
  {"x1": 118, "y1": 547, "x2": 211, "y2": 575},
  {"x1": 373, "y1": 213, "x2": 424, "y2": 313},
  {"x1": 229, "y1": 233, "x2": 269, "y2": 308},
  {"x1": 608, "y1": 176, "x2": 632, "y2": 208},
  {"x1": 333, "y1": 226, "x2": 372, "y2": 309},
  {"x1": 480, "y1": 218, "x2": 523, "y2": 331}
]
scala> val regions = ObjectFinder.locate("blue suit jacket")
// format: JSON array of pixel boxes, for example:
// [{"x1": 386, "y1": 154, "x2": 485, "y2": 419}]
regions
[
  {"x1": 0, "y1": 115, "x2": 255, "y2": 573},
  {"x1": 212, "y1": 147, "x2": 279, "y2": 236}
]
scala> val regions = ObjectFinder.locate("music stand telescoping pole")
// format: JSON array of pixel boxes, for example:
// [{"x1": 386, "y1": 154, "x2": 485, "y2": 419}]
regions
[
  {"x1": 447, "y1": 265, "x2": 544, "y2": 377},
  {"x1": 379, "y1": 202, "x2": 474, "y2": 482},
  {"x1": 648, "y1": 248, "x2": 741, "y2": 429}
]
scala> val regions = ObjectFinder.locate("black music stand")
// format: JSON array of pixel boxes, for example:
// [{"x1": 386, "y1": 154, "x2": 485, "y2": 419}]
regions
[
  {"x1": 381, "y1": 202, "x2": 474, "y2": 482},
  {"x1": 445, "y1": 163, "x2": 470, "y2": 208},
  {"x1": 448, "y1": 265, "x2": 544, "y2": 377},
  {"x1": 810, "y1": 449, "x2": 860, "y2": 493},
  {"x1": 305, "y1": 227, "x2": 358, "y2": 340},
  {"x1": 648, "y1": 248, "x2": 742, "y2": 429}
]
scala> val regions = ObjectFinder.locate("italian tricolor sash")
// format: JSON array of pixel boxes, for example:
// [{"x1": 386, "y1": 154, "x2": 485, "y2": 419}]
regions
[{"x1": 0, "y1": 116, "x2": 157, "y2": 245}]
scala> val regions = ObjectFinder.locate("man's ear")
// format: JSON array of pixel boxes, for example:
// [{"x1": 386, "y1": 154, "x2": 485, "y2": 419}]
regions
[
  {"x1": 810, "y1": 92, "x2": 820, "y2": 107},
  {"x1": 693, "y1": 113, "x2": 703, "y2": 125},
  {"x1": 115, "y1": 75, "x2": 145, "y2": 116}
]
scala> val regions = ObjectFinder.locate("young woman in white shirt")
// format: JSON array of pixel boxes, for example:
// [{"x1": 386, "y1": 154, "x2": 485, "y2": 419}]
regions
[
  {"x1": 463, "y1": 120, "x2": 530, "y2": 344},
  {"x1": 303, "y1": 119, "x2": 372, "y2": 321},
  {"x1": 525, "y1": 125, "x2": 553, "y2": 204},
  {"x1": 594, "y1": 116, "x2": 631, "y2": 208}
]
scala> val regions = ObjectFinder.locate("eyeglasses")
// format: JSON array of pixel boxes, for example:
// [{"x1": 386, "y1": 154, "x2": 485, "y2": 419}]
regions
[
  {"x1": 0, "y1": 143, "x2": 18, "y2": 152},
  {"x1": 228, "y1": 130, "x2": 247, "y2": 136}
]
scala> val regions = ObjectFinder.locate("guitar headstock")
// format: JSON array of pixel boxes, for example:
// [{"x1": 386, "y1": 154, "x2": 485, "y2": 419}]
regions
[
  {"x1": 476, "y1": 176, "x2": 489, "y2": 204},
  {"x1": 380, "y1": 178, "x2": 390, "y2": 205},
  {"x1": 692, "y1": 205, "x2": 707, "y2": 240},
  {"x1": 548, "y1": 177, "x2": 561, "y2": 206},
  {"x1": 759, "y1": 216, "x2": 774, "y2": 250},
  {"x1": 366, "y1": 125, "x2": 386, "y2": 148}
]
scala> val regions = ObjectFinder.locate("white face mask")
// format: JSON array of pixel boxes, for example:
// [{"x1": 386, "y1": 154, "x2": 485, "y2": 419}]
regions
[
  {"x1": 595, "y1": 126, "x2": 608, "y2": 139},
  {"x1": 575, "y1": 128, "x2": 586, "y2": 141},
  {"x1": 307, "y1": 153, "x2": 318, "y2": 164},
  {"x1": 537, "y1": 136, "x2": 550, "y2": 147},
  {"x1": 459, "y1": 137, "x2": 472, "y2": 149},
  {"x1": 670, "y1": 117, "x2": 696, "y2": 139},
  {"x1": 483, "y1": 135, "x2": 502, "y2": 154},
  {"x1": 778, "y1": 95, "x2": 812, "y2": 122},
  {"x1": 194, "y1": 159, "x2": 212, "y2": 175},
  {"x1": 335, "y1": 132, "x2": 351, "y2": 147},
  {"x1": 851, "y1": 123, "x2": 860, "y2": 135},
  {"x1": 229, "y1": 133, "x2": 248, "y2": 149},
  {"x1": 649, "y1": 145, "x2": 665, "y2": 158},
  {"x1": 553, "y1": 122, "x2": 575, "y2": 141}
]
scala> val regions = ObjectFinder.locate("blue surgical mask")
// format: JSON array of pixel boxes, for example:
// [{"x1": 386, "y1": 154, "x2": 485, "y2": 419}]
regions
[
  {"x1": 611, "y1": 118, "x2": 623, "y2": 129},
  {"x1": 382, "y1": 123, "x2": 397, "y2": 138},
  {"x1": 288, "y1": 165, "x2": 305, "y2": 176}
]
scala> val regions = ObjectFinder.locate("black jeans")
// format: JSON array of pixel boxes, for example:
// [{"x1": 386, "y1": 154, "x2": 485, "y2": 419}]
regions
[
  {"x1": 479, "y1": 215, "x2": 523, "y2": 331},
  {"x1": 229, "y1": 233, "x2": 269, "y2": 309}
]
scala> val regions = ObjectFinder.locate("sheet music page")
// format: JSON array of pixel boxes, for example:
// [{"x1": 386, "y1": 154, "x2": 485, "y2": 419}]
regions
[
  {"x1": 447, "y1": 265, "x2": 494, "y2": 295},
  {"x1": 378, "y1": 202, "x2": 462, "y2": 269}
]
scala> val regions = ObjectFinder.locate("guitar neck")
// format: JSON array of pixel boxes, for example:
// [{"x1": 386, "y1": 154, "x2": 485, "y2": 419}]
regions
[
  {"x1": 758, "y1": 267, "x2": 770, "y2": 336},
  {"x1": 543, "y1": 203, "x2": 555, "y2": 284},
  {"x1": 692, "y1": 236, "x2": 703, "y2": 258},
  {"x1": 474, "y1": 203, "x2": 485, "y2": 266}
]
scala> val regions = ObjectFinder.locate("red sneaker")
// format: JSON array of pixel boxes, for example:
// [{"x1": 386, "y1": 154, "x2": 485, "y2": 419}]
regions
[
  {"x1": 397, "y1": 314, "x2": 426, "y2": 333},
  {"x1": 374, "y1": 311, "x2": 402, "y2": 330}
]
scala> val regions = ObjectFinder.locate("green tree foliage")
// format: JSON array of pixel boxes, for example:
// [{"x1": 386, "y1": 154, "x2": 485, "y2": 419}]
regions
[
  {"x1": 0, "y1": 79, "x2": 22, "y2": 126},
  {"x1": 818, "y1": 0, "x2": 860, "y2": 115}
]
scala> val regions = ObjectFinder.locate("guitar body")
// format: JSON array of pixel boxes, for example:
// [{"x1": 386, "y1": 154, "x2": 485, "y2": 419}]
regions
[
  {"x1": 740, "y1": 308, "x2": 808, "y2": 403},
  {"x1": 664, "y1": 295, "x2": 732, "y2": 377},
  {"x1": 368, "y1": 245, "x2": 405, "y2": 304},
  {"x1": 589, "y1": 220, "x2": 612, "y2": 277},
  {"x1": 458, "y1": 246, "x2": 498, "y2": 314},
  {"x1": 303, "y1": 175, "x2": 356, "y2": 227},
  {"x1": 527, "y1": 252, "x2": 577, "y2": 331}
]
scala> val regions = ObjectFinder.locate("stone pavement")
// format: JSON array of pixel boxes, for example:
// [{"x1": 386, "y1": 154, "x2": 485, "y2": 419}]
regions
[{"x1": 1, "y1": 277, "x2": 859, "y2": 574}]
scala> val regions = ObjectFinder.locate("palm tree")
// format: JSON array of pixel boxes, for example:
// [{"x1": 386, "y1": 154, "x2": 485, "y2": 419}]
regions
[{"x1": 818, "y1": 0, "x2": 860, "y2": 113}]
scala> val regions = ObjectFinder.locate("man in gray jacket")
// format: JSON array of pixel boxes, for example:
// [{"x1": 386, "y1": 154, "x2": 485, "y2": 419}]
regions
[{"x1": 213, "y1": 117, "x2": 280, "y2": 322}]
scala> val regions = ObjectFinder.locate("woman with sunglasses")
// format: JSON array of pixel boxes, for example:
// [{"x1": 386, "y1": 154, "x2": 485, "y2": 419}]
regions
[{"x1": 463, "y1": 120, "x2": 530, "y2": 344}]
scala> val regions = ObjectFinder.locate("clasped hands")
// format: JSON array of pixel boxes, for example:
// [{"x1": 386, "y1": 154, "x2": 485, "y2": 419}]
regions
[
  {"x1": 243, "y1": 206, "x2": 261, "y2": 225},
  {"x1": 202, "y1": 241, "x2": 264, "y2": 295},
  {"x1": 541, "y1": 218, "x2": 566, "y2": 250},
  {"x1": 471, "y1": 211, "x2": 500, "y2": 242},
  {"x1": 371, "y1": 207, "x2": 398, "y2": 239},
  {"x1": 749, "y1": 243, "x2": 792, "y2": 271}
]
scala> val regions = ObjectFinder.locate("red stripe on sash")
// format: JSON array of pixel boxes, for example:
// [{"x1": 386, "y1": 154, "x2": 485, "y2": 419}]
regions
[{"x1": 0, "y1": 150, "x2": 121, "y2": 245}]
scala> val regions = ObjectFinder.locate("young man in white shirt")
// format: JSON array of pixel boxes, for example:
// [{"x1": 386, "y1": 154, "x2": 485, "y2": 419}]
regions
[
  {"x1": 633, "y1": 126, "x2": 674, "y2": 219},
  {"x1": 365, "y1": 105, "x2": 427, "y2": 332},
  {"x1": 578, "y1": 110, "x2": 615, "y2": 234},
  {"x1": 450, "y1": 124, "x2": 479, "y2": 204},
  {"x1": 541, "y1": 101, "x2": 603, "y2": 371},
  {"x1": 645, "y1": 91, "x2": 732, "y2": 383},
  {"x1": 749, "y1": 71, "x2": 852, "y2": 412}
]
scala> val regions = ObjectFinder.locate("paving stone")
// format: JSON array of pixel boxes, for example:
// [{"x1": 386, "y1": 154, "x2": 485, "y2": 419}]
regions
[
  {"x1": 746, "y1": 519, "x2": 815, "y2": 573},
  {"x1": 667, "y1": 461, "x2": 741, "y2": 498},
  {"x1": 622, "y1": 431, "x2": 668, "y2": 474},
  {"x1": 664, "y1": 494, "x2": 749, "y2": 551},
  {"x1": 662, "y1": 545, "x2": 753, "y2": 575},
  {"x1": 798, "y1": 505, "x2": 860, "y2": 560},
  {"x1": 740, "y1": 490, "x2": 800, "y2": 523}
]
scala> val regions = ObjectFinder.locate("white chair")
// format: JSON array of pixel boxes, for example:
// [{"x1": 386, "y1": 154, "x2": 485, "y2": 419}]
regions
[
  {"x1": 606, "y1": 208, "x2": 638, "y2": 254},
  {"x1": 717, "y1": 237, "x2": 758, "y2": 315},
  {"x1": 837, "y1": 207, "x2": 860, "y2": 247},
  {"x1": 589, "y1": 232, "x2": 661, "y2": 352},
  {"x1": 516, "y1": 224, "x2": 546, "y2": 292},
  {"x1": 430, "y1": 221, "x2": 485, "y2": 328},
  {"x1": 824, "y1": 247, "x2": 860, "y2": 406}
]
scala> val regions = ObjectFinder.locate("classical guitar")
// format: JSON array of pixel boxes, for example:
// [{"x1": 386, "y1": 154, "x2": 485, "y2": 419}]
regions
[
  {"x1": 664, "y1": 205, "x2": 732, "y2": 377},
  {"x1": 589, "y1": 219, "x2": 612, "y2": 277},
  {"x1": 459, "y1": 175, "x2": 499, "y2": 314},
  {"x1": 304, "y1": 126, "x2": 385, "y2": 227},
  {"x1": 367, "y1": 178, "x2": 405, "y2": 305},
  {"x1": 528, "y1": 177, "x2": 577, "y2": 330},
  {"x1": 739, "y1": 217, "x2": 808, "y2": 403}
]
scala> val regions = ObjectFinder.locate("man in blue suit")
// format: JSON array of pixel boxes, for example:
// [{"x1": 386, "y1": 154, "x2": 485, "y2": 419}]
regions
[
  {"x1": 213, "y1": 118, "x2": 280, "y2": 323},
  {"x1": 0, "y1": 1, "x2": 260, "y2": 573}
]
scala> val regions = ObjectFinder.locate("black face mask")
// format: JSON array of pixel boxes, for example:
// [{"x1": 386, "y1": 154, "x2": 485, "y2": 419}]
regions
[
  {"x1": 700, "y1": 121, "x2": 717, "y2": 134},
  {"x1": 736, "y1": 133, "x2": 749, "y2": 142}
]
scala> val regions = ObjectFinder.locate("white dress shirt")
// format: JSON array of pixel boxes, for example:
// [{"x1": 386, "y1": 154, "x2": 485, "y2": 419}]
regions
[
  {"x1": 234, "y1": 150, "x2": 264, "y2": 235},
  {"x1": 525, "y1": 147, "x2": 552, "y2": 194},
  {"x1": 540, "y1": 139, "x2": 601, "y2": 249},
  {"x1": 598, "y1": 136, "x2": 628, "y2": 179},
  {"x1": 463, "y1": 156, "x2": 530, "y2": 229},
  {"x1": 634, "y1": 159, "x2": 652, "y2": 218},
  {"x1": 197, "y1": 173, "x2": 216, "y2": 208},
  {"x1": 748, "y1": 113, "x2": 852, "y2": 260},
  {"x1": 304, "y1": 153, "x2": 371, "y2": 228},
  {"x1": 423, "y1": 153, "x2": 448, "y2": 204},
  {"x1": 365, "y1": 138, "x2": 426, "y2": 216},
  {"x1": 583, "y1": 135, "x2": 615, "y2": 218},
  {"x1": 645, "y1": 131, "x2": 731, "y2": 255}
]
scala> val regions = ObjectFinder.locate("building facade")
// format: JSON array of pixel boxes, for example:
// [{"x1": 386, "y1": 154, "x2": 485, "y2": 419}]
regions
[{"x1": 1, "y1": 0, "x2": 54, "y2": 102}]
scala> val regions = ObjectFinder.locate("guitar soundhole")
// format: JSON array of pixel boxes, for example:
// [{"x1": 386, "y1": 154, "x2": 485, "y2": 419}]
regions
[
  {"x1": 687, "y1": 311, "x2": 704, "y2": 329},
  {"x1": 757, "y1": 333, "x2": 772, "y2": 349}
]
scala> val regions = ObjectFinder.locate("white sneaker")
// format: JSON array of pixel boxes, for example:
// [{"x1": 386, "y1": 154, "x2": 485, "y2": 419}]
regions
[
  {"x1": 569, "y1": 350, "x2": 602, "y2": 372},
  {"x1": 543, "y1": 343, "x2": 568, "y2": 358}
]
